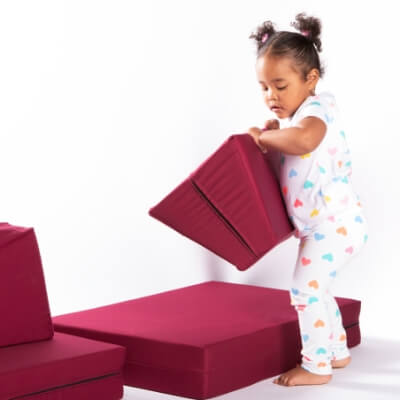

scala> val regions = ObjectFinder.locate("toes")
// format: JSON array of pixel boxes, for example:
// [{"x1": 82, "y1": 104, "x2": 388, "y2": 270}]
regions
[
  {"x1": 273, "y1": 375, "x2": 285, "y2": 386},
  {"x1": 282, "y1": 376, "x2": 289, "y2": 386}
]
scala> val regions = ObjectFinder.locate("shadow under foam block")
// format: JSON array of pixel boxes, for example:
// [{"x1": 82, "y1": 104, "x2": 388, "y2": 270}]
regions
[{"x1": 148, "y1": 133, "x2": 295, "y2": 270}]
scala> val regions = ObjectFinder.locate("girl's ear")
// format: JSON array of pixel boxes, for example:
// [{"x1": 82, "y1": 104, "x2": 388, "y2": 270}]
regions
[{"x1": 306, "y1": 68, "x2": 319, "y2": 92}]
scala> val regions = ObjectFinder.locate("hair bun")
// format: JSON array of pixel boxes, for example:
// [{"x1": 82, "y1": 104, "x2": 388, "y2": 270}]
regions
[
  {"x1": 249, "y1": 20, "x2": 277, "y2": 51},
  {"x1": 290, "y1": 12, "x2": 322, "y2": 52}
]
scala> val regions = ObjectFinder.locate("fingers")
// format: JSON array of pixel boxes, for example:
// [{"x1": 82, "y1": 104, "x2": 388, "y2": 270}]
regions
[
  {"x1": 264, "y1": 119, "x2": 280, "y2": 130},
  {"x1": 247, "y1": 127, "x2": 268, "y2": 153}
]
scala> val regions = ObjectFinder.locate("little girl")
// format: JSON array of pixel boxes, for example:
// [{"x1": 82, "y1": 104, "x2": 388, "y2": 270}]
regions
[{"x1": 248, "y1": 13, "x2": 369, "y2": 387}]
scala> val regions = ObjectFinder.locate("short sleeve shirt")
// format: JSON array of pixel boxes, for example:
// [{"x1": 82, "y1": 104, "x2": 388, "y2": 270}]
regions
[{"x1": 278, "y1": 91, "x2": 360, "y2": 237}]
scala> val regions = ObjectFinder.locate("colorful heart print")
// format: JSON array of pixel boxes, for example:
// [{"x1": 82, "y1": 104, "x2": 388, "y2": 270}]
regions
[
  {"x1": 345, "y1": 246, "x2": 353, "y2": 254},
  {"x1": 304, "y1": 180, "x2": 314, "y2": 189},
  {"x1": 328, "y1": 147, "x2": 337, "y2": 156},
  {"x1": 340, "y1": 195, "x2": 349, "y2": 205},
  {"x1": 308, "y1": 296, "x2": 319, "y2": 304},
  {"x1": 301, "y1": 257, "x2": 311, "y2": 266},
  {"x1": 336, "y1": 226, "x2": 347, "y2": 236},
  {"x1": 308, "y1": 280, "x2": 319, "y2": 289},
  {"x1": 300, "y1": 153, "x2": 311, "y2": 159},
  {"x1": 314, "y1": 319, "x2": 325, "y2": 328},
  {"x1": 294, "y1": 198, "x2": 303, "y2": 207},
  {"x1": 322, "y1": 253, "x2": 334, "y2": 262},
  {"x1": 314, "y1": 232, "x2": 325, "y2": 241}
]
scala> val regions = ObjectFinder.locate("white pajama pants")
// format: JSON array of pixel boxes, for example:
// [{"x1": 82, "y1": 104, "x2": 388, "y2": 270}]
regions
[{"x1": 289, "y1": 206, "x2": 369, "y2": 375}]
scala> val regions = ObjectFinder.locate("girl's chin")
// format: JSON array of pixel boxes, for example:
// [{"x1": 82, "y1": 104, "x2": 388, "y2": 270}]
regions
[{"x1": 273, "y1": 109, "x2": 286, "y2": 118}]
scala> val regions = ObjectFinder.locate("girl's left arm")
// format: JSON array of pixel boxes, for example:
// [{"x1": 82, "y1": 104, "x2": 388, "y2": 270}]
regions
[{"x1": 258, "y1": 116, "x2": 327, "y2": 155}]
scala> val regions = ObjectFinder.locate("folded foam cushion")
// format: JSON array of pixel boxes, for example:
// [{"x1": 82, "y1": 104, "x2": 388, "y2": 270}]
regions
[
  {"x1": 149, "y1": 134, "x2": 294, "y2": 271},
  {"x1": 0, "y1": 222, "x2": 53, "y2": 347},
  {"x1": 52, "y1": 281, "x2": 361, "y2": 399},
  {"x1": 0, "y1": 331, "x2": 126, "y2": 399}
]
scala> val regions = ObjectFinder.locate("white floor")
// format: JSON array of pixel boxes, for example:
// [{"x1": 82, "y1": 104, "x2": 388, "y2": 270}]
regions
[{"x1": 121, "y1": 336, "x2": 400, "y2": 400}]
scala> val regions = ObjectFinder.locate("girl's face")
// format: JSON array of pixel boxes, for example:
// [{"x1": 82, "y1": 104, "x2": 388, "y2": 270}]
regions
[{"x1": 255, "y1": 53, "x2": 319, "y2": 119}]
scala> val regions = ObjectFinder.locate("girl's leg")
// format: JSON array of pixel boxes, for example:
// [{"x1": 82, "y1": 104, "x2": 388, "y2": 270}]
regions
[
  {"x1": 323, "y1": 288, "x2": 351, "y2": 361},
  {"x1": 290, "y1": 207, "x2": 368, "y2": 375},
  {"x1": 323, "y1": 208, "x2": 369, "y2": 361}
]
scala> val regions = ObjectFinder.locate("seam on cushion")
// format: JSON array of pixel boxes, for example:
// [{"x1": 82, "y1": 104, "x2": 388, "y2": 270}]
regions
[
  {"x1": 9, "y1": 372, "x2": 121, "y2": 399},
  {"x1": 203, "y1": 343, "x2": 209, "y2": 396},
  {"x1": 234, "y1": 136, "x2": 276, "y2": 243},
  {"x1": 123, "y1": 350, "x2": 277, "y2": 373},
  {"x1": 0, "y1": 334, "x2": 54, "y2": 350},
  {"x1": 344, "y1": 322, "x2": 359, "y2": 329},
  {"x1": 0, "y1": 345, "x2": 124, "y2": 377},
  {"x1": 190, "y1": 179, "x2": 256, "y2": 256}
]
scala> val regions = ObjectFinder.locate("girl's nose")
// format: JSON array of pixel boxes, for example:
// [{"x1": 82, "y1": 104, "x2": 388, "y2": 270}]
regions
[
  {"x1": 265, "y1": 91, "x2": 278, "y2": 105},
  {"x1": 267, "y1": 89, "x2": 278, "y2": 101}
]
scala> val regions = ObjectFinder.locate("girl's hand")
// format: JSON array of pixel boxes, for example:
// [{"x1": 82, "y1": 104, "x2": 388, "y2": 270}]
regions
[
  {"x1": 248, "y1": 126, "x2": 268, "y2": 153},
  {"x1": 264, "y1": 119, "x2": 280, "y2": 131}
]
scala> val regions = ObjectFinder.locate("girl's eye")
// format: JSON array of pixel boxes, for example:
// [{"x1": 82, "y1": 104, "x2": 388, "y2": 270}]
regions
[{"x1": 261, "y1": 86, "x2": 287, "y2": 91}]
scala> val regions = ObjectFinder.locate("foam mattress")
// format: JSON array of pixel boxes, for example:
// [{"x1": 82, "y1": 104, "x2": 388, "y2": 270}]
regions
[{"x1": 52, "y1": 280, "x2": 362, "y2": 399}]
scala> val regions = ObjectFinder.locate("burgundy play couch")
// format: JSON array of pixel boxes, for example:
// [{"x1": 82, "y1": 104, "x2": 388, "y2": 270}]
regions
[
  {"x1": 0, "y1": 223, "x2": 126, "y2": 400},
  {"x1": 2, "y1": 133, "x2": 363, "y2": 399},
  {"x1": 1, "y1": 221, "x2": 362, "y2": 400}
]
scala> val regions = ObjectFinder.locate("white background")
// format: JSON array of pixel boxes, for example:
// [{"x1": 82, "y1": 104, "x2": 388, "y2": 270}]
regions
[{"x1": 0, "y1": 0, "x2": 398, "y2": 351}]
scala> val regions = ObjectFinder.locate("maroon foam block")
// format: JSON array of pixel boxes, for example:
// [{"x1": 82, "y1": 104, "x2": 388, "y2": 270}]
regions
[
  {"x1": 53, "y1": 281, "x2": 362, "y2": 399},
  {"x1": 0, "y1": 222, "x2": 53, "y2": 348},
  {"x1": 0, "y1": 222, "x2": 126, "y2": 400},
  {"x1": 149, "y1": 133, "x2": 295, "y2": 271},
  {"x1": 0, "y1": 331, "x2": 126, "y2": 399}
]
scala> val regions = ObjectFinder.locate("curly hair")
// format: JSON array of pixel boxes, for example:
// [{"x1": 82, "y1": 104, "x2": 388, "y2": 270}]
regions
[{"x1": 249, "y1": 12, "x2": 325, "y2": 80}]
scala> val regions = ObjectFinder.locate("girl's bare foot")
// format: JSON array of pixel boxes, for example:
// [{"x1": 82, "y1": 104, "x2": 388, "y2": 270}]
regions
[
  {"x1": 273, "y1": 365, "x2": 332, "y2": 386},
  {"x1": 331, "y1": 356, "x2": 351, "y2": 368}
]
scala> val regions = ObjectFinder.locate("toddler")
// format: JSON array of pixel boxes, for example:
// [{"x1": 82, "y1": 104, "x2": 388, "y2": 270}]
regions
[{"x1": 247, "y1": 12, "x2": 369, "y2": 387}]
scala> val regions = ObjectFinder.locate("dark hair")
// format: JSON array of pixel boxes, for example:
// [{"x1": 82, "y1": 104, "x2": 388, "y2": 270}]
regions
[{"x1": 249, "y1": 12, "x2": 325, "y2": 80}]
